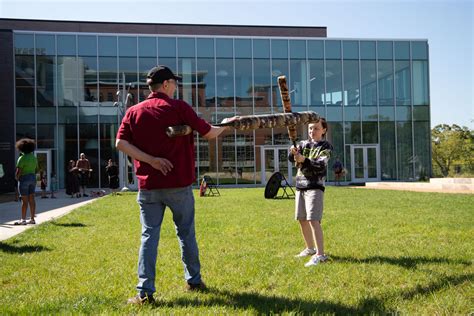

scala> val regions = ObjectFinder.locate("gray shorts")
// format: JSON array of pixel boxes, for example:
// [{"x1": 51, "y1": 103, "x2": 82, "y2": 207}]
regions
[{"x1": 295, "y1": 189, "x2": 324, "y2": 221}]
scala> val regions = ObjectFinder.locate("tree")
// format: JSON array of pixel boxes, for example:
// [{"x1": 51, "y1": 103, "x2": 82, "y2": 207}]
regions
[{"x1": 431, "y1": 124, "x2": 474, "y2": 177}]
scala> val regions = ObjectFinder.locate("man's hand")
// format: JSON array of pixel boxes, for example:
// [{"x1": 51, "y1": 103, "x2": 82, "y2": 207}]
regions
[{"x1": 149, "y1": 157, "x2": 173, "y2": 176}]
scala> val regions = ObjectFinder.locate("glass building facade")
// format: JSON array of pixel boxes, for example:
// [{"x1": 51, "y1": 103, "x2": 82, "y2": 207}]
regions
[{"x1": 6, "y1": 24, "x2": 430, "y2": 191}]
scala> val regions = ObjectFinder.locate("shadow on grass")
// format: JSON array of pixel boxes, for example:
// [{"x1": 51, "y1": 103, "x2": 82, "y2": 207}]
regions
[
  {"x1": 0, "y1": 241, "x2": 51, "y2": 254},
  {"x1": 157, "y1": 289, "x2": 392, "y2": 314},
  {"x1": 330, "y1": 255, "x2": 472, "y2": 269},
  {"x1": 152, "y1": 273, "x2": 473, "y2": 313},
  {"x1": 51, "y1": 222, "x2": 87, "y2": 228},
  {"x1": 398, "y1": 273, "x2": 473, "y2": 300}
]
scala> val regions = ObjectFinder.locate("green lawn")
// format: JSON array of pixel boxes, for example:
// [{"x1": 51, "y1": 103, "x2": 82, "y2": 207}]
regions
[{"x1": 0, "y1": 188, "x2": 472, "y2": 314}]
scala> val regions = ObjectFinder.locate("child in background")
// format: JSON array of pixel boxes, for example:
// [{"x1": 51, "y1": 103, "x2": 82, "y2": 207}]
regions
[
  {"x1": 40, "y1": 171, "x2": 48, "y2": 199},
  {"x1": 288, "y1": 118, "x2": 332, "y2": 267},
  {"x1": 50, "y1": 172, "x2": 57, "y2": 198}
]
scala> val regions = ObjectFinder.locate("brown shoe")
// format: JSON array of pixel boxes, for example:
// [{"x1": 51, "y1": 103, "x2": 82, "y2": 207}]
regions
[
  {"x1": 185, "y1": 281, "x2": 207, "y2": 292},
  {"x1": 127, "y1": 294, "x2": 155, "y2": 305}
]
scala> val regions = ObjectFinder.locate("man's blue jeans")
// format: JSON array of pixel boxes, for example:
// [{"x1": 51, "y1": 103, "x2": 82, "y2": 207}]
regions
[{"x1": 136, "y1": 186, "x2": 201, "y2": 296}]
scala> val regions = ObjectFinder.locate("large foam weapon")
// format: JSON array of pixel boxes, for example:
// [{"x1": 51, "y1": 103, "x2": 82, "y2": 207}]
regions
[
  {"x1": 277, "y1": 75, "x2": 298, "y2": 147},
  {"x1": 166, "y1": 111, "x2": 320, "y2": 137}
]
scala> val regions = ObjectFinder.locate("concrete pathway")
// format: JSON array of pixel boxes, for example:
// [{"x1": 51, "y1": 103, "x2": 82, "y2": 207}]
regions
[
  {"x1": 355, "y1": 178, "x2": 474, "y2": 194},
  {"x1": 0, "y1": 190, "x2": 102, "y2": 241}
]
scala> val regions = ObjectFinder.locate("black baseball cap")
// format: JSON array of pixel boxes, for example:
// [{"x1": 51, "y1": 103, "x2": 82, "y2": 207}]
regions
[{"x1": 146, "y1": 65, "x2": 182, "y2": 85}]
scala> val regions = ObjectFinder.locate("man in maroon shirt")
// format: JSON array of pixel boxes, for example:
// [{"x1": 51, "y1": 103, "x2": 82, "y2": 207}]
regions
[{"x1": 116, "y1": 65, "x2": 228, "y2": 305}]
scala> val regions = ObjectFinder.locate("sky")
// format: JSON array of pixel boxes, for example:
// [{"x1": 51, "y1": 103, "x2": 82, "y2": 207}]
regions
[{"x1": 0, "y1": 0, "x2": 472, "y2": 129}]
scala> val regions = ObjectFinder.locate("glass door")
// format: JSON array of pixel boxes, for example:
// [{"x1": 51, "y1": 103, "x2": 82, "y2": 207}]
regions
[
  {"x1": 350, "y1": 145, "x2": 380, "y2": 183},
  {"x1": 260, "y1": 146, "x2": 292, "y2": 185},
  {"x1": 119, "y1": 152, "x2": 138, "y2": 191},
  {"x1": 35, "y1": 149, "x2": 51, "y2": 192}
]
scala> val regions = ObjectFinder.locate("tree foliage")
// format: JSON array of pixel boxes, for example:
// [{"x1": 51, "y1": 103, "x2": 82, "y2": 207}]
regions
[{"x1": 431, "y1": 124, "x2": 474, "y2": 177}]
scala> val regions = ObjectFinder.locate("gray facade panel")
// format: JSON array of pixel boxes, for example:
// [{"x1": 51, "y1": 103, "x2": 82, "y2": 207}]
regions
[{"x1": 0, "y1": 30, "x2": 15, "y2": 193}]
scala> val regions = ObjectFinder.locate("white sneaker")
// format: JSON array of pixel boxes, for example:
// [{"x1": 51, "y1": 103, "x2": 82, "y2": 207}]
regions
[
  {"x1": 295, "y1": 248, "x2": 317, "y2": 258},
  {"x1": 304, "y1": 254, "x2": 328, "y2": 267}
]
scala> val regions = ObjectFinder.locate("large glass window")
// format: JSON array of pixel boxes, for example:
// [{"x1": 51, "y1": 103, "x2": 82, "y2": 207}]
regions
[
  {"x1": 395, "y1": 60, "x2": 411, "y2": 106},
  {"x1": 98, "y1": 37, "x2": 120, "y2": 184},
  {"x1": 397, "y1": 121, "x2": 413, "y2": 180},
  {"x1": 78, "y1": 35, "x2": 96, "y2": 56},
  {"x1": 98, "y1": 36, "x2": 117, "y2": 107},
  {"x1": 78, "y1": 112, "x2": 99, "y2": 187},
  {"x1": 378, "y1": 60, "x2": 394, "y2": 106},
  {"x1": 308, "y1": 43, "x2": 325, "y2": 116},
  {"x1": 325, "y1": 40, "x2": 341, "y2": 59},
  {"x1": 158, "y1": 37, "x2": 177, "y2": 98},
  {"x1": 360, "y1": 41, "x2": 377, "y2": 113},
  {"x1": 289, "y1": 40, "x2": 307, "y2": 108},
  {"x1": 58, "y1": 103, "x2": 78, "y2": 188},
  {"x1": 15, "y1": 33, "x2": 35, "y2": 108},
  {"x1": 308, "y1": 40, "x2": 324, "y2": 59},
  {"x1": 197, "y1": 38, "x2": 215, "y2": 111},
  {"x1": 308, "y1": 59, "x2": 325, "y2": 109},
  {"x1": 325, "y1": 42, "x2": 342, "y2": 113},
  {"x1": 380, "y1": 121, "x2": 396, "y2": 180},
  {"x1": 79, "y1": 56, "x2": 98, "y2": 106},
  {"x1": 196, "y1": 38, "x2": 215, "y2": 181},
  {"x1": 394, "y1": 41, "x2": 411, "y2": 107},
  {"x1": 412, "y1": 60, "x2": 429, "y2": 106},
  {"x1": 253, "y1": 39, "x2": 271, "y2": 147},
  {"x1": 327, "y1": 122, "x2": 344, "y2": 177},
  {"x1": 138, "y1": 37, "x2": 157, "y2": 102},
  {"x1": 99, "y1": 119, "x2": 118, "y2": 187},
  {"x1": 362, "y1": 121, "x2": 378, "y2": 144},
  {"x1": 360, "y1": 60, "x2": 377, "y2": 106},
  {"x1": 216, "y1": 38, "x2": 234, "y2": 111},
  {"x1": 344, "y1": 121, "x2": 361, "y2": 144},
  {"x1": 343, "y1": 60, "x2": 360, "y2": 106},
  {"x1": 36, "y1": 35, "x2": 55, "y2": 107},
  {"x1": 235, "y1": 39, "x2": 253, "y2": 113},
  {"x1": 119, "y1": 37, "x2": 138, "y2": 106},
  {"x1": 216, "y1": 39, "x2": 234, "y2": 179},
  {"x1": 325, "y1": 59, "x2": 343, "y2": 121},
  {"x1": 413, "y1": 121, "x2": 430, "y2": 180},
  {"x1": 78, "y1": 36, "x2": 98, "y2": 107},
  {"x1": 271, "y1": 39, "x2": 288, "y2": 109},
  {"x1": 377, "y1": 41, "x2": 393, "y2": 60},
  {"x1": 178, "y1": 37, "x2": 196, "y2": 106},
  {"x1": 253, "y1": 39, "x2": 271, "y2": 115},
  {"x1": 57, "y1": 35, "x2": 78, "y2": 107},
  {"x1": 411, "y1": 41, "x2": 428, "y2": 60}
]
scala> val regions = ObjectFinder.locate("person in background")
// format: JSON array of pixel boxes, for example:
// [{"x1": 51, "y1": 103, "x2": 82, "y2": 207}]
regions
[
  {"x1": 66, "y1": 160, "x2": 80, "y2": 198},
  {"x1": 14, "y1": 178, "x2": 20, "y2": 202},
  {"x1": 105, "y1": 159, "x2": 120, "y2": 195},
  {"x1": 14, "y1": 138, "x2": 38, "y2": 225},
  {"x1": 116, "y1": 65, "x2": 229, "y2": 305},
  {"x1": 50, "y1": 172, "x2": 57, "y2": 198},
  {"x1": 332, "y1": 157, "x2": 344, "y2": 186},
  {"x1": 289, "y1": 118, "x2": 332, "y2": 267},
  {"x1": 76, "y1": 153, "x2": 92, "y2": 197},
  {"x1": 40, "y1": 170, "x2": 48, "y2": 199}
]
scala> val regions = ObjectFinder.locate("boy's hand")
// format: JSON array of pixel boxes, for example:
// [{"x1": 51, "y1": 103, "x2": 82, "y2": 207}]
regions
[
  {"x1": 290, "y1": 146, "x2": 299, "y2": 155},
  {"x1": 294, "y1": 153, "x2": 306, "y2": 163}
]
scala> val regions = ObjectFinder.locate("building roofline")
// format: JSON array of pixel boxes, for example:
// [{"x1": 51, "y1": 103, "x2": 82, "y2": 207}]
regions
[{"x1": 0, "y1": 18, "x2": 327, "y2": 38}]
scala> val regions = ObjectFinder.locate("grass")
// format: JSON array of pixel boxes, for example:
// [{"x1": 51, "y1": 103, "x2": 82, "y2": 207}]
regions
[{"x1": 0, "y1": 187, "x2": 472, "y2": 314}]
